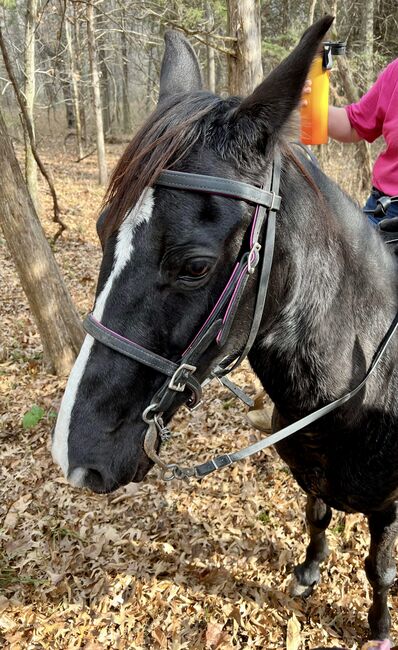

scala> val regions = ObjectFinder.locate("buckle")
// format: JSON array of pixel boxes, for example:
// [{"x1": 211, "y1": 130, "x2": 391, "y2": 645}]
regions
[
  {"x1": 376, "y1": 196, "x2": 391, "y2": 215},
  {"x1": 169, "y1": 363, "x2": 196, "y2": 392},
  {"x1": 269, "y1": 191, "x2": 278, "y2": 211},
  {"x1": 248, "y1": 242, "x2": 261, "y2": 274}
]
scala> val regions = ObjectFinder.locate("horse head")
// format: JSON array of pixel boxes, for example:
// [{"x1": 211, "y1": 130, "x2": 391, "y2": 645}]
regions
[{"x1": 52, "y1": 17, "x2": 333, "y2": 493}]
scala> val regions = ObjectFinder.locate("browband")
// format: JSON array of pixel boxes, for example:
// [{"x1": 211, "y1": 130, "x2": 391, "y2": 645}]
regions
[{"x1": 156, "y1": 170, "x2": 281, "y2": 211}]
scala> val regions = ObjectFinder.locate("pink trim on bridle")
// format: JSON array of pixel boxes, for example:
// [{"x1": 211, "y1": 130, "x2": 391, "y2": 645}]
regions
[
  {"x1": 89, "y1": 315, "x2": 147, "y2": 352},
  {"x1": 216, "y1": 265, "x2": 248, "y2": 345},
  {"x1": 90, "y1": 258, "x2": 248, "y2": 363},
  {"x1": 181, "y1": 262, "x2": 240, "y2": 356}
]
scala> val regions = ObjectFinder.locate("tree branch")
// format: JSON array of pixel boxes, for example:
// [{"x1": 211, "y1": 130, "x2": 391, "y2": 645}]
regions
[{"x1": 0, "y1": 24, "x2": 65, "y2": 241}]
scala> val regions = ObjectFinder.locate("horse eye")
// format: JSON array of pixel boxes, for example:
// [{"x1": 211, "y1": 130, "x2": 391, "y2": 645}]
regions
[{"x1": 179, "y1": 258, "x2": 212, "y2": 281}]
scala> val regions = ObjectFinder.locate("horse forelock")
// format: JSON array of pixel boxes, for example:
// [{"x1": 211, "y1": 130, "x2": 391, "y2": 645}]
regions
[{"x1": 100, "y1": 91, "x2": 223, "y2": 244}]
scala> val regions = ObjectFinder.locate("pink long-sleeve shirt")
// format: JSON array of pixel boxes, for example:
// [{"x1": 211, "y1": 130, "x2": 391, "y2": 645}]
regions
[{"x1": 345, "y1": 59, "x2": 398, "y2": 196}]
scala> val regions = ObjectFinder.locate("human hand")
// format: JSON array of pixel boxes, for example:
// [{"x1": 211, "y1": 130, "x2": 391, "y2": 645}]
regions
[
  {"x1": 379, "y1": 217, "x2": 398, "y2": 254},
  {"x1": 379, "y1": 217, "x2": 398, "y2": 233},
  {"x1": 301, "y1": 78, "x2": 312, "y2": 107}
]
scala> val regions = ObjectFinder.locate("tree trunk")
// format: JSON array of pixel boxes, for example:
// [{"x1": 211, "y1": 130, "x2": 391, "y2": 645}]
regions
[
  {"x1": 207, "y1": 41, "x2": 216, "y2": 93},
  {"x1": 99, "y1": 41, "x2": 111, "y2": 134},
  {"x1": 360, "y1": 0, "x2": 374, "y2": 85},
  {"x1": 61, "y1": 75, "x2": 76, "y2": 129},
  {"x1": 308, "y1": 0, "x2": 317, "y2": 26},
  {"x1": 121, "y1": 11, "x2": 131, "y2": 133},
  {"x1": 87, "y1": 1, "x2": 107, "y2": 185},
  {"x1": 65, "y1": 18, "x2": 84, "y2": 160},
  {"x1": 74, "y1": 5, "x2": 87, "y2": 145},
  {"x1": 146, "y1": 45, "x2": 154, "y2": 113},
  {"x1": 227, "y1": 0, "x2": 263, "y2": 96},
  {"x1": 0, "y1": 109, "x2": 83, "y2": 376},
  {"x1": 24, "y1": 0, "x2": 38, "y2": 212},
  {"x1": 337, "y1": 55, "x2": 372, "y2": 193},
  {"x1": 206, "y1": 2, "x2": 216, "y2": 93}
]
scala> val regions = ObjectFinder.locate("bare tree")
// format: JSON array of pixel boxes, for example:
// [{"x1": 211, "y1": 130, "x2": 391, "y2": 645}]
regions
[
  {"x1": 360, "y1": 0, "x2": 374, "y2": 84},
  {"x1": 65, "y1": 16, "x2": 84, "y2": 159},
  {"x1": 206, "y1": 3, "x2": 216, "y2": 93},
  {"x1": 87, "y1": 0, "x2": 107, "y2": 185},
  {"x1": 309, "y1": 0, "x2": 317, "y2": 26},
  {"x1": 227, "y1": 0, "x2": 263, "y2": 95},
  {"x1": 24, "y1": 0, "x2": 38, "y2": 211},
  {"x1": 0, "y1": 108, "x2": 83, "y2": 375},
  {"x1": 121, "y1": 8, "x2": 131, "y2": 133},
  {"x1": 0, "y1": 25, "x2": 65, "y2": 239}
]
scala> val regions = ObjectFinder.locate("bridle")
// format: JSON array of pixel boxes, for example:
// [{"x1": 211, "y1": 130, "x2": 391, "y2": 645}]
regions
[{"x1": 84, "y1": 148, "x2": 398, "y2": 482}]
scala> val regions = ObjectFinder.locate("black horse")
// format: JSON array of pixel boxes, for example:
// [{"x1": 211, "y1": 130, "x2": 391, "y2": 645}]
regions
[{"x1": 52, "y1": 17, "x2": 398, "y2": 641}]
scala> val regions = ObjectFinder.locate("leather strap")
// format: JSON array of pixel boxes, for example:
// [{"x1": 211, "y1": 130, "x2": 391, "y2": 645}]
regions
[
  {"x1": 84, "y1": 314, "x2": 179, "y2": 377},
  {"x1": 157, "y1": 170, "x2": 281, "y2": 210},
  {"x1": 85, "y1": 160, "x2": 280, "y2": 423},
  {"x1": 152, "y1": 319, "x2": 224, "y2": 413},
  {"x1": 214, "y1": 149, "x2": 281, "y2": 376},
  {"x1": 185, "y1": 307, "x2": 398, "y2": 479}
]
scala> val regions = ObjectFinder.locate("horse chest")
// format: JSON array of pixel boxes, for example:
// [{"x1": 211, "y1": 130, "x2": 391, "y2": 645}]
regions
[
  {"x1": 275, "y1": 432, "x2": 351, "y2": 510},
  {"x1": 274, "y1": 427, "x2": 398, "y2": 514}
]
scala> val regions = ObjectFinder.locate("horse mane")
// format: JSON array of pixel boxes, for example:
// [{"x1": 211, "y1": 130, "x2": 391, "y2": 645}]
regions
[
  {"x1": 283, "y1": 143, "x2": 324, "y2": 199},
  {"x1": 101, "y1": 91, "x2": 222, "y2": 243}
]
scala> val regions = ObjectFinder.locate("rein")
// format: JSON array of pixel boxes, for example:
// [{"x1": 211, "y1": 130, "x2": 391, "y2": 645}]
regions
[{"x1": 84, "y1": 150, "x2": 398, "y2": 482}]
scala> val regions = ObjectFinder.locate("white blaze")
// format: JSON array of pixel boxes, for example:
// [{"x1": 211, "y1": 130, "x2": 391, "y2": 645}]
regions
[{"x1": 52, "y1": 189, "x2": 154, "y2": 479}]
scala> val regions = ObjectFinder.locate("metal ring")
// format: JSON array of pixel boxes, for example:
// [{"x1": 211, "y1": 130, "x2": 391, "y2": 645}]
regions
[
  {"x1": 162, "y1": 464, "x2": 179, "y2": 481},
  {"x1": 142, "y1": 403, "x2": 160, "y2": 424}
]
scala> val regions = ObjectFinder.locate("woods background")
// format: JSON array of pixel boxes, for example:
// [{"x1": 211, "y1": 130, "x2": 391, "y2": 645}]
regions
[
  {"x1": 1, "y1": 1, "x2": 398, "y2": 649},
  {"x1": 1, "y1": 0, "x2": 398, "y2": 197},
  {"x1": 1, "y1": 0, "x2": 398, "y2": 373}
]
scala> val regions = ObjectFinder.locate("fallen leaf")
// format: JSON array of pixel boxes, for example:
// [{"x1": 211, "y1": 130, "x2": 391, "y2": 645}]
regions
[
  {"x1": 286, "y1": 613, "x2": 301, "y2": 650},
  {"x1": 206, "y1": 621, "x2": 225, "y2": 649},
  {"x1": 152, "y1": 625, "x2": 168, "y2": 648}
]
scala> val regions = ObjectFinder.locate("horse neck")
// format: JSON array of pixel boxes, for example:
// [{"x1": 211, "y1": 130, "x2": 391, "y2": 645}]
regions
[{"x1": 250, "y1": 150, "x2": 398, "y2": 417}]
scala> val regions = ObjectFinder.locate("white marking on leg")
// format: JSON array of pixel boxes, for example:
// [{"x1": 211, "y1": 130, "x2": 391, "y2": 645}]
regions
[{"x1": 52, "y1": 189, "x2": 154, "y2": 479}]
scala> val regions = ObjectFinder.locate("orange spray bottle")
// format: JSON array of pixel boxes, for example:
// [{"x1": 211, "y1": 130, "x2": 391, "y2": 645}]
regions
[{"x1": 300, "y1": 41, "x2": 346, "y2": 145}]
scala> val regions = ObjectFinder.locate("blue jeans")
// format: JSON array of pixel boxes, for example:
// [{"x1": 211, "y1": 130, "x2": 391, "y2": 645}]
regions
[{"x1": 364, "y1": 188, "x2": 398, "y2": 225}]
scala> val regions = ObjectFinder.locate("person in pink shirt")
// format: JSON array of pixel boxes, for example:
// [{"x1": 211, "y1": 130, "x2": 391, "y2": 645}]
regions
[{"x1": 328, "y1": 58, "x2": 398, "y2": 224}]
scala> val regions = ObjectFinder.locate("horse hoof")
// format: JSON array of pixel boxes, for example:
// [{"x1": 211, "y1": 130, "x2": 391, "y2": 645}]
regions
[
  {"x1": 289, "y1": 562, "x2": 321, "y2": 597},
  {"x1": 289, "y1": 574, "x2": 316, "y2": 598}
]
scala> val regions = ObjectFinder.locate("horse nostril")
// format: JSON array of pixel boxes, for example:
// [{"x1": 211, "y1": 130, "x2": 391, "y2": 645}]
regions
[{"x1": 85, "y1": 468, "x2": 108, "y2": 493}]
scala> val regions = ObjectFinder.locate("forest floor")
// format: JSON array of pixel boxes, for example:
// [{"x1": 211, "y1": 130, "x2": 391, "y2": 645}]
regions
[{"x1": 0, "y1": 127, "x2": 396, "y2": 650}]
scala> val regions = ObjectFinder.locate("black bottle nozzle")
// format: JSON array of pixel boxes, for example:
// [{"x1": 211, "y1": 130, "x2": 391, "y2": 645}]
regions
[{"x1": 322, "y1": 41, "x2": 346, "y2": 70}]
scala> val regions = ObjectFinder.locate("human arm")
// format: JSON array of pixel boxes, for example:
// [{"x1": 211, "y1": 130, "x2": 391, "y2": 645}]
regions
[
  {"x1": 328, "y1": 106, "x2": 361, "y2": 142},
  {"x1": 302, "y1": 62, "x2": 390, "y2": 144}
]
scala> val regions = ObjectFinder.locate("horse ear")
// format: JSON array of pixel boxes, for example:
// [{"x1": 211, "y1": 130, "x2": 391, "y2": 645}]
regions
[
  {"x1": 231, "y1": 15, "x2": 334, "y2": 145},
  {"x1": 158, "y1": 31, "x2": 203, "y2": 104}
]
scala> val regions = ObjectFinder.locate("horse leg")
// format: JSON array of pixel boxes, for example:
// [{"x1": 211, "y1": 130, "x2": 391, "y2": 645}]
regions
[
  {"x1": 365, "y1": 503, "x2": 398, "y2": 640},
  {"x1": 291, "y1": 495, "x2": 332, "y2": 597}
]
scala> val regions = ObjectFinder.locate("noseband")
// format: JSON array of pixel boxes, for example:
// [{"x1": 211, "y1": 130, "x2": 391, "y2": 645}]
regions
[{"x1": 84, "y1": 149, "x2": 398, "y2": 482}]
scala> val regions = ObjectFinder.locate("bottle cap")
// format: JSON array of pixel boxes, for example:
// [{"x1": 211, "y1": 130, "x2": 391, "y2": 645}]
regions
[{"x1": 321, "y1": 41, "x2": 346, "y2": 69}]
